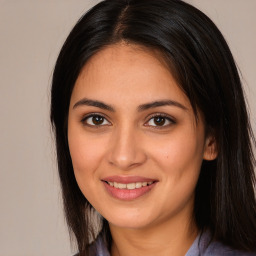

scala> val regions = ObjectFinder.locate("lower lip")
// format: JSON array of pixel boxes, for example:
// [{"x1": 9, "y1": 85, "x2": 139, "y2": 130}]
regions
[{"x1": 103, "y1": 182, "x2": 157, "y2": 201}]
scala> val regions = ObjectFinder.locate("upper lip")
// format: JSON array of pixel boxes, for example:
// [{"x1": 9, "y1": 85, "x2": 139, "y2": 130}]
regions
[{"x1": 102, "y1": 175, "x2": 157, "y2": 184}]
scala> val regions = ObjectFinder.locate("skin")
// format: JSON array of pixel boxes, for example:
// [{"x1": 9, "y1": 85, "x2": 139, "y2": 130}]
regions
[{"x1": 68, "y1": 43, "x2": 217, "y2": 256}]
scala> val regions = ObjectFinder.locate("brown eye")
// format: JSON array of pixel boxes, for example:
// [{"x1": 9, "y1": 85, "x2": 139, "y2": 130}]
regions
[
  {"x1": 153, "y1": 117, "x2": 166, "y2": 126},
  {"x1": 146, "y1": 115, "x2": 174, "y2": 127},
  {"x1": 83, "y1": 115, "x2": 110, "y2": 126},
  {"x1": 92, "y1": 116, "x2": 104, "y2": 125}
]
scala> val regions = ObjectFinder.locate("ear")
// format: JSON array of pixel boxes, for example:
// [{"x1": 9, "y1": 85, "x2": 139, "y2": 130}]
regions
[{"x1": 203, "y1": 135, "x2": 218, "y2": 161}]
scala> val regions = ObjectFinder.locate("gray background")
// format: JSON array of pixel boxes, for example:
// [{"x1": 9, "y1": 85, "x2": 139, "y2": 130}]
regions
[{"x1": 0, "y1": 1, "x2": 255, "y2": 255}]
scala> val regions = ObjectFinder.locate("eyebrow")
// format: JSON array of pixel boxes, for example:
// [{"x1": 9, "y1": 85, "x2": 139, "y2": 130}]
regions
[
  {"x1": 73, "y1": 98, "x2": 115, "y2": 112},
  {"x1": 137, "y1": 100, "x2": 188, "y2": 111},
  {"x1": 73, "y1": 98, "x2": 187, "y2": 112}
]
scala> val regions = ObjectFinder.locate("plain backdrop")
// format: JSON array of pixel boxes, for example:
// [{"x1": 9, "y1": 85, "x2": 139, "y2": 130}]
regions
[{"x1": 0, "y1": 1, "x2": 255, "y2": 255}]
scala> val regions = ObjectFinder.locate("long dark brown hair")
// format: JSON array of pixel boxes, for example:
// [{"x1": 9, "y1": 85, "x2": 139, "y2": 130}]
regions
[{"x1": 50, "y1": 0, "x2": 256, "y2": 255}]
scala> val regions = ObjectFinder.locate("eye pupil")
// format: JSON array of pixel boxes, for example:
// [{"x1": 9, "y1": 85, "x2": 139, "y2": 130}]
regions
[
  {"x1": 92, "y1": 116, "x2": 104, "y2": 125},
  {"x1": 154, "y1": 117, "x2": 165, "y2": 126}
]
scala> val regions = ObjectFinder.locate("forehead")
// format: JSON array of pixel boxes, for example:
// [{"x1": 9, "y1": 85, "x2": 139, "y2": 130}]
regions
[
  {"x1": 72, "y1": 43, "x2": 189, "y2": 105},
  {"x1": 79, "y1": 43, "x2": 172, "y2": 81}
]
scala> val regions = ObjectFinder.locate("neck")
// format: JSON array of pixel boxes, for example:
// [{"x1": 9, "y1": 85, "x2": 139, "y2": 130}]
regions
[{"x1": 109, "y1": 214, "x2": 198, "y2": 256}]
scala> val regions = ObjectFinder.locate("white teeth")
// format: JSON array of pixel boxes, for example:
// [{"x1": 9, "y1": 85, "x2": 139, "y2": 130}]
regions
[
  {"x1": 135, "y1": 182, "x2": 142, "y2": 188},
  {"x1": 127, "y1": 183, "x2": 136, "y2": 190},
  {"x1": 118, "y1": 183, "x2": 126, "y2": 189},
  {"x1": 142, "y1": 182, "x2": 147, "y2": 187},
  {"x1": 107, "y1": 181, "x2": 154, "y2": 190}
]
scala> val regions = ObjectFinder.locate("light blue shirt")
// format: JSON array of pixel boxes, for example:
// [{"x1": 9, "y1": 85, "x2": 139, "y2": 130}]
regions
[{"x1": 80, "y1": 230, "x2": 256, "y2": 256}]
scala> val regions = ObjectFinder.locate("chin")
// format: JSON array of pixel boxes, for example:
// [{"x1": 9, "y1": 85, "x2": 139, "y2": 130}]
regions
[
  {"x1": 100, "y1": 206, "x2": 157, "y2": 230},
  {"x1": 109, "y1": 218, "x2": 152, "y2": 230}
]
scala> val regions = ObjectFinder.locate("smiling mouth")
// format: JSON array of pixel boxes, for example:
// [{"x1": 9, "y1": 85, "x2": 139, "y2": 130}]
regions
[
  {"x1": 104, "y1": 181, "x2": 154, "y2": 190},
  {"x1": 102, "y1": 178, "x2": 157, "y2": 200}
]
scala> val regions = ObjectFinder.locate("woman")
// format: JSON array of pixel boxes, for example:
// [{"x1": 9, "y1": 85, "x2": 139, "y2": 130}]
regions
[{"x1": 50, "y1": 0, "x2": 256, "y2": 255}]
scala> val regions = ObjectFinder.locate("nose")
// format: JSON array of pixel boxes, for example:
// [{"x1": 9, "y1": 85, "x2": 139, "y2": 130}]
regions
[{"x1": 107, "y1": 125, "x2": 147, "y2": 171}]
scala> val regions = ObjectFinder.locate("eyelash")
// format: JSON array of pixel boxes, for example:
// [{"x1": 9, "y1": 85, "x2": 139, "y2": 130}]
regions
[
  {"x1": 145, "y1": 113, "x2": 176, "y2": 128},
  {"x1": 81, "y1": 113, "x2": 111, "y2": 128},
  {"x1": 81, "y1": 113, "x2": 176, "y2": 128}
]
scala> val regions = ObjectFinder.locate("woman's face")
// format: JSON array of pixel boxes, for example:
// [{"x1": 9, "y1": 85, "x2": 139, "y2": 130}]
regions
[{"x1": 68, "y1": 43, "x2": 215, "y2": 229}]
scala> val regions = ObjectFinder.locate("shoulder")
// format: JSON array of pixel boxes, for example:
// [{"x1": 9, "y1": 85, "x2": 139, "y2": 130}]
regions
[
  {"x1": 73, "y1": 230, "x2": 256, "y2": 256},
  {"x1": 73, "y1": 234, "x2": 110, "y2": 256},
  {"x1": 202, "y1": 240, "x2": 256, "y2": 256},
  {"x1": 186, "y1": 231, "x2": 256, "y2": 256},
  {"x1": 89, "y1": 234, "x2": 110, "y2": 256}
]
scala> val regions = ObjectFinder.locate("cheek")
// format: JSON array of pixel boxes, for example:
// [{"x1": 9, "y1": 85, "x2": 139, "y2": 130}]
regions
[
  {"x1": 68, "y1": 132, "x2": 107, "y2": 204},
  {"x1": 151, "y1": 131, "x2": 205, "y2": 171},
  {"x1": 148, "y1": 132, "x2": 204, "y2": 215},
  {"x1": 147, "y1": 126, "x2": 206, "y2": 208},
  {"x1": 68, "y1": 120, "x2": 105, "y2": 166},
  {"x1": 69, "y1": 138, "x2": 101, "y2": 172},
  {"x1": 67, "y1": 124, "x2": 107, "y2": 187}
]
